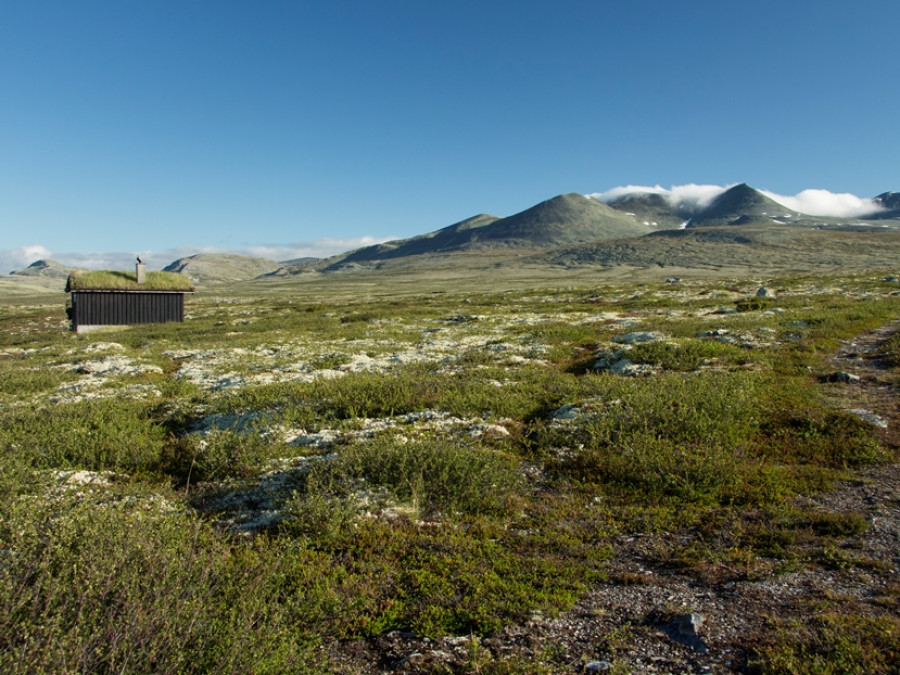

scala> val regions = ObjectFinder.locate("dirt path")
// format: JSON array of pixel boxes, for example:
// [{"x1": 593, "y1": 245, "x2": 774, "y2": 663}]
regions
[{"x1": 826, "y1": 319, "x2": 900, "y2": 450}]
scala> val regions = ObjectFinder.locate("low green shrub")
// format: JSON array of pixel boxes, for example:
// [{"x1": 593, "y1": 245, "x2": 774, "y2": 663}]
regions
[
  {"x1": 881, "y1": 330, "x2": 900, "y2": 367},
  {"x1": 0, "y1": 400, "x2": 170, "y2": 474},
  {"x1": 753, "y1": 613, "x2": 900, "y2": 674},
  {"x1": 625, "y1": 339, "x2": 749, "y2": 371},
  {"x1": 293, "y1": 436, "x2": 522, "y2": 519},
  {"x1": 757, "y1": 407, "x2": 888, "y2": 468},
  {"x1": 0, "y1": 501, "x2": 331, "y2": 674},
  {"x1": 0, "y1": 366, "x2": 71, "y2": 399},
  {"x1": 162, "y1": 428, "x2": 279, "y2": 484}
]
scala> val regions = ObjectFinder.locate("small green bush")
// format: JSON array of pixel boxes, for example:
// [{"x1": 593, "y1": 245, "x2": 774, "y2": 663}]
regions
[
  {"x1": 0, "y1": 502, "x2": 330, "y2": 673},
  {"x1": 881, "y1": 330, "x2": 900, "y2": 367},
  {"x1": 296, "y1": 436, "x2": 522, "y2": 518},
  {"x1": 758, "y1": 407, "x2": 888, "y2": 468},
  {"x1": 625, "y1": 339, "x2": 747, "y2": 371},
  {"x1": 0, "y1": 400, "x2": 170, "y2": 474},
  {"x1": 753, "y1": 613, "x2": 900, "y2": 674}
]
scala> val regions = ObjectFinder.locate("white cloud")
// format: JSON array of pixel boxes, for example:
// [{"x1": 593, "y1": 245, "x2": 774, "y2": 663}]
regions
[
  {"x1": 590, "y1": 184, "x2": 732, "y2": 213},
  {"x1": 243, "y1": 236, "x2": 394, "y2": 262},
  {"x1": 759, "y1": 189, "x2": 883, "y2": 218},
  {"x1": 1, "y1": 236, "x2": 394, "y2": 274},
  {"x1": 592, "y1": 184, "x2": 884, "y2": 218},
  {"x1": 0, "y1": 245, "x2": 53, "y2": 274}
]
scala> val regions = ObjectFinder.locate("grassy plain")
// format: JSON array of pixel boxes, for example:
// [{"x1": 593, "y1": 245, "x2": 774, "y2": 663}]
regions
[{"x1": 1, "y1": 270, "x2": 898, "y2": 673}]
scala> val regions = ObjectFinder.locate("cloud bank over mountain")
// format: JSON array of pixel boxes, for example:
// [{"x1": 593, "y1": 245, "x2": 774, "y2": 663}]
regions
[
  {"x1": 0, "y1": 237, "x2": 394, "y2": 274},
  {"x1": 757, "y1": 189, "x2": 884, "y2": 218},
  {"x1": 591, "y1": 184, "x2": 730, "y2": 214},
  {"x1": 591, "y1": 185, "x2": 885, "y2": 218},
  {"x1": 2, "y1": 245, "x2": 55, "y2": 273}
]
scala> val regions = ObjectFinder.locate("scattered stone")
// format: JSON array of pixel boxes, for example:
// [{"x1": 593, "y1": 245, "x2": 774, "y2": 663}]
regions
[
  {"x1": 823, "y1": 371, "x2": 861, "y2": 384},
  {"x1": 444, "y1": 314, "x2": 480, "y2": 323},
  {"x1": 607, "y1": 358, "x2": 658, "y2": 377},
  {"x1": 848, "y1": 409, "x2": 888, "y2": 429},
  {"x1": 81, "y1": 341, "x2": 124, "y2": 353},
  {"x1": 396, "y1": 652, "x2": 425, "y2": 668},
  {"x1": 612, "y1": 331, "x2": 666, "y2": 345},
  {"x1": 549, "y1": 398, "x2": 615, "y2": 423},
  {"x1": 584, "y1": 661, "x2": 611, "y2": 672},
  {"x1": 756, "y1": 287, "x2": 776, "y2": 298},
  {"x1": 676, "y1": 612, "x2": 704, "y2": 637},
  {"x1": 50, "y1": 469, "x2": 116, "y2": 489},
  {"x1": 194, "y1": 410, "x2": 268, "y2": 434},
  {"x1": 550, "y1": 404, "x2": 581, "y2": 421},
  {"x1": 65, "y1": 355, "x2": 163, "y2": 376},
  {"x1": 662, "y1": 613, "x2": 708, "y2": 653},
  {"x1": 286, "y1": 428, "x2": 343, "y2": 448},
  {"x1": 697, "y1": 329, "x2": 730, "y2": 338}
]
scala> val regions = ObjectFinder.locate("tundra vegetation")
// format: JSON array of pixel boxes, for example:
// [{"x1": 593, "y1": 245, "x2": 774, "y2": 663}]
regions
[{"x1": 0, "y1": 272, "x2": 898, "y2": 673}]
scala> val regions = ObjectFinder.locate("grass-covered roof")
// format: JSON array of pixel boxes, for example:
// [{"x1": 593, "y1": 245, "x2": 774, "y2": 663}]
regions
[{"x1": 65, "y1": 269, "x2": 194, "y2": 292}]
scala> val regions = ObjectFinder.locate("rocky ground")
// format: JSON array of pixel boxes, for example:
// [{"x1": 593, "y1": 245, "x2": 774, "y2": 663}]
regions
[{"x1": 322, "y1": 322, "x2": 900, "y2": 674}]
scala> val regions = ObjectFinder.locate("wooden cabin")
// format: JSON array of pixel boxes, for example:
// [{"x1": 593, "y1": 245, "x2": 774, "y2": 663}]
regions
[{"x1": 66, "y1": 262, "x2": 194, "y2": 333}]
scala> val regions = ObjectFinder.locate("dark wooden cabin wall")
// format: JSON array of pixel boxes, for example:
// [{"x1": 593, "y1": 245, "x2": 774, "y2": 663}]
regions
[{"x1": 72, "y1": 292, "x2": 185, "y2": 327}]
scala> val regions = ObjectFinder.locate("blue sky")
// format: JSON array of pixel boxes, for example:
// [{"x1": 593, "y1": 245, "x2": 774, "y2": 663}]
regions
[{"x1": 2, "y1": 1, "x2": 898, "y2": 272}]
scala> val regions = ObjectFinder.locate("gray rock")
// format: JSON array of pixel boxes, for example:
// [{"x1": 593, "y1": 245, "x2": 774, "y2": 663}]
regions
[
  {"x1": 826, "y1": 371, "x2": 860, "y2": 384},
  {"x1": 676, "y1": 612, "x2": 704, "y2": 636},
  {"x1": 612, "y1": 331, "x2": 666, "y2": 345},
  {"x1": 663, "y1": 613, "x2": 708, "y2": 653},
  {"x1": 584, "y1": 661, "x2": 611, "y2": 672},
  {"x1": 756, "y1": 287, "x2": 776, "y2": 298},
  {"x1": 550, "y1": 404, "x2": 580, "y2": 421},
  {"x1": 848, "y1": 409, "x2": 888, "y2": 429},
  {"x1": 607, "y1": 359, "x2": 658, "y2": 377}
]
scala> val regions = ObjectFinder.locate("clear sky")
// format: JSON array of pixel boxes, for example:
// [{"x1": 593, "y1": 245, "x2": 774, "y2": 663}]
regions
[{"x1": 2, "y1": 0, "x2": 898, "y2": 272}]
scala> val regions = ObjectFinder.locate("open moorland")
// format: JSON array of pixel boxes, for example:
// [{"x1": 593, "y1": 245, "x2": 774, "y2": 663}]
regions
[{"x1": 1, "y1": 270, "x2": 899, "y2": 673}]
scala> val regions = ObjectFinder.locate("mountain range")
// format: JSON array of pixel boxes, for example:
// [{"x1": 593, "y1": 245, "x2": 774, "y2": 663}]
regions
[
  {"x1": 288, "y1": 183, "x2": 900, "y2": 274},
  {"x1": 7, "y1": 183, "x2": 900, "y2": 289}
]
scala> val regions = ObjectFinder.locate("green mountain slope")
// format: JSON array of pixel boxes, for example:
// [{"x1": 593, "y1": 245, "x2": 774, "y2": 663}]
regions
[
  {"x1": 10, "y1": 259, "x2": 72, "y2": 279},
  {"x1": 536, "y1": 225, "x2": 900, "y2": 273},
  {"x1": 605, "y1": 192, "x2": 689, "y2": 229},
  {"x1": 468, "y1": 193, "x2": 651, "y2": 246},
  {"x1": 163, "y1": 253, "x2": 282, "y2": 284},
  {"x1": 686, "y1": 184, "x2": 801, "y2": 227},
  {"x1": 316, "y1": 194, "x2": 653, "y2": 272}
]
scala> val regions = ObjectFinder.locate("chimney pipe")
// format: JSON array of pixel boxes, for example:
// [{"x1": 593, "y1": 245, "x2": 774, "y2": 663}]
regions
[{"x1": 136, "y1": 258, "x2": 146, "y2": 284}]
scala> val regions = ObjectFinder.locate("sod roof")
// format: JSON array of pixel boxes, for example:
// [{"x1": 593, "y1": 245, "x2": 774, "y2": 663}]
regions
[{"x1": 65, "y1": 269, "x2": 195, "y2": 292}]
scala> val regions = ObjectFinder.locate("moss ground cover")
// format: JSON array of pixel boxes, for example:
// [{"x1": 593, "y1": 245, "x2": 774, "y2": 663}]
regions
[{"x1": 0, "y1": 272, "x2": 897, "y2": 672}]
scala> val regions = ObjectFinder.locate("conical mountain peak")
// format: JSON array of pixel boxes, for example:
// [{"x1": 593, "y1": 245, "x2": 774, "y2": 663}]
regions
[
  {"x1": 688, "y1": 184, "x2": 799, "y2": 227},
  {"x1": 476, "y1": 193, "x2": 651, "y2": 246}
]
